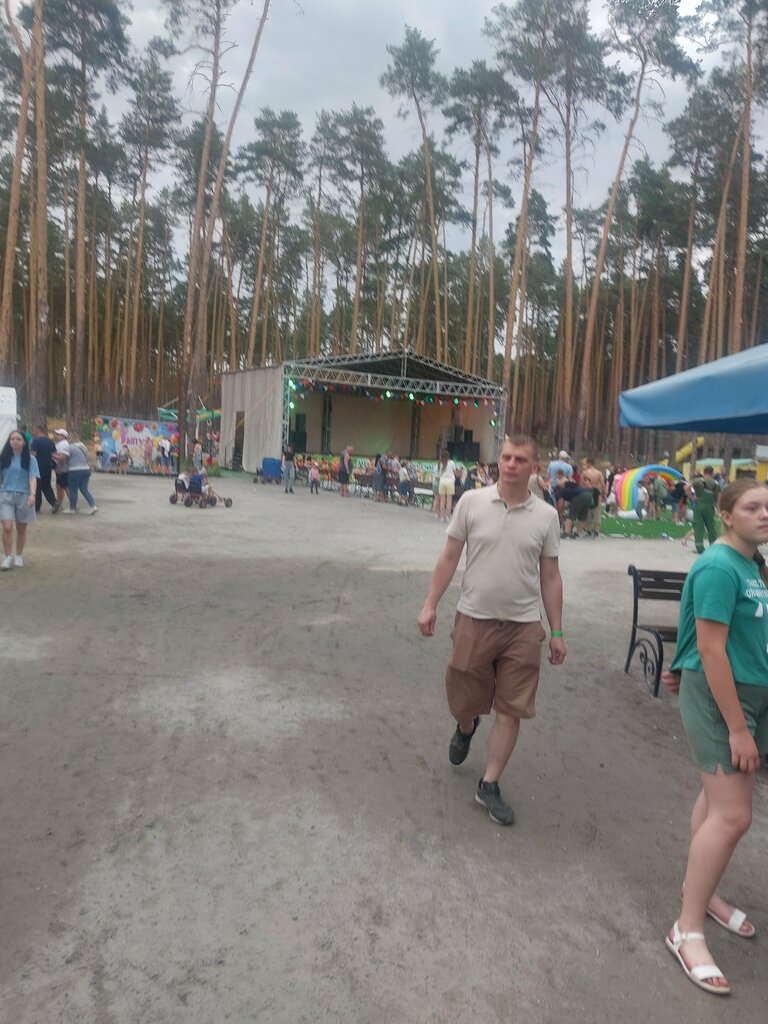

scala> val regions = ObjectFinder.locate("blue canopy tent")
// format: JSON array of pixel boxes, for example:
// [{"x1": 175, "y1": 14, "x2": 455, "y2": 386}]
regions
[{"x1": 619, "y1": 344, "x2": 768, "y2": 435}]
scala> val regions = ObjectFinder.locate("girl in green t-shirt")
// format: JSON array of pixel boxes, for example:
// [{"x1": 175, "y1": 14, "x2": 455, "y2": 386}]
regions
[{"x1": 662, "y1": 479, "x2": 768, "y2": 997}]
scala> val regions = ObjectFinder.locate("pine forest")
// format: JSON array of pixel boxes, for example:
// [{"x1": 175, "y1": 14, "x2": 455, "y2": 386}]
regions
[{"x1": 1, "y1": 0, "x2": 766, "y2": 455}]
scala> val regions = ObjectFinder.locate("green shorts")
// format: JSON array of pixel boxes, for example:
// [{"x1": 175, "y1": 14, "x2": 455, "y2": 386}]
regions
[{"x1": 678, "y1": 669, "x2": 768, "y2": 774}]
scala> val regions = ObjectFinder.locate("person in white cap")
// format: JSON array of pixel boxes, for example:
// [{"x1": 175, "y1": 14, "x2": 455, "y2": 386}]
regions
[{"x1": 53, "y1": 429, "x2": 70, "y2": 505}]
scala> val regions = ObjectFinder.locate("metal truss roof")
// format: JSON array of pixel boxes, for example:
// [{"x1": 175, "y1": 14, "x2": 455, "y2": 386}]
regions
[{"x1": 283, "y1": 350, "x2": 504, "y2": 399}]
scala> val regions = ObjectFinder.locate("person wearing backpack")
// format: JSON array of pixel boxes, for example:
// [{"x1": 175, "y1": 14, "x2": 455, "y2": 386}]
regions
[{"x1": 59, "y1": 435, "x2": 98, "y2": 515}]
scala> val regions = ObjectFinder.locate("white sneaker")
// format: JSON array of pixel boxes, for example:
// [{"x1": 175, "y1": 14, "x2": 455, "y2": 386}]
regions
[
  {"x1": 1, "y1": 555, "x2": 12, "y2": 570},
  {"x1": 61, "y1": 509, "x2": 76, "y2": 515},
  {"x1": 87, "y1": 506, "x2": 98, "y2": 515},
  {"x1": 14, "y1": 555, "x2": 23, "y2": 568}
]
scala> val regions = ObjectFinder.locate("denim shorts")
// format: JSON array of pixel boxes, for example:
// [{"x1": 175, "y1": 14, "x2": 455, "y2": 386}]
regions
[
  {"x1": 0, "y1": 490, "x2": 37, "y2": 524},
  {"x1": 678, "y1": 669, "x2": 768, "y2": 774}
]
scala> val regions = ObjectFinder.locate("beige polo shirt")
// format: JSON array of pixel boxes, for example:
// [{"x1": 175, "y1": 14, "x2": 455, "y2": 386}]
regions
[{"x1": 446, "y1": 485, "x2": 560, "y2": 622}]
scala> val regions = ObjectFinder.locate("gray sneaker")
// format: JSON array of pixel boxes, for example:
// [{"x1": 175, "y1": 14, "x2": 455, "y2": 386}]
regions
[
  {"x1": 448, "y1": 718, "x2": 479, "y2": 765},
  {"x1": 475, "y1": 779, "x2": 515, "y2": 826}
]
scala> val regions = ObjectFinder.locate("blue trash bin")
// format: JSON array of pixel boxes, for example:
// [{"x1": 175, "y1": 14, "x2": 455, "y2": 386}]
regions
[{"x1": 262, "y1": 457, "x2": 282, "y2": 483}]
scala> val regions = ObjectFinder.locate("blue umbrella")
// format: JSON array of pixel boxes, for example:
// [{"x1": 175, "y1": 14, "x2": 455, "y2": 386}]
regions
[{"x1": 619, "y1": 344, "x2": 768, "y2": 435}]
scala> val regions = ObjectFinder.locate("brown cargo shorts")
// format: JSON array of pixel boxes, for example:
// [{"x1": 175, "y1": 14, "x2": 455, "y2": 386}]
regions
[{"x1": 445, "y1": 612, "x2": 546, "y2": 720}]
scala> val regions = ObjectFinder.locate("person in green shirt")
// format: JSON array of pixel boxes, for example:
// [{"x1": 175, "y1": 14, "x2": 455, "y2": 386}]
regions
[
  {"x1": 661, "y1": 479, "x2": 768, "y2": 997},
  {"x1": 651, "y1": 473, "x2": 669, "y2": 520},
  {"x1": 687, "y1": 465, "x2": 719, "y2": 553}
]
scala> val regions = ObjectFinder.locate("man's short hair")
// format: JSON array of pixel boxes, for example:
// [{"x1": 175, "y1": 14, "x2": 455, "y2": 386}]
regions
[
  {"x1": 502, "y1": 433, "x2": 536, "y2": 457},
  {"x1": 703, "y1": 465, "x2": 714, "y2": 475}
]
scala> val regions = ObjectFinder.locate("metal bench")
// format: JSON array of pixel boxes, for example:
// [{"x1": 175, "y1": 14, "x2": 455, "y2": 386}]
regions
[{"x1": 625, "y1": 565, "x2": 687, "y2": 697}]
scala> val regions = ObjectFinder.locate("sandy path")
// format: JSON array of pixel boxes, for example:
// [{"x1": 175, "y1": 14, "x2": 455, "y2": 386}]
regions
[{"x1": 0, "y1": 473, "x2": 765, "y2": 1023}]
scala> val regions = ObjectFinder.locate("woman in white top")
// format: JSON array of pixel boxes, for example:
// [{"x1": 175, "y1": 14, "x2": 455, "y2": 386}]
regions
[{"x1": 437, "y1": 449, "x2": 456, "y2": 522}]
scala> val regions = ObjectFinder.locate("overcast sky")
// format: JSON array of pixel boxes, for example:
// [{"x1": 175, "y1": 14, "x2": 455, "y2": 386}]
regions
[{"x1": 123, "y1": 0, "x2": 715, "y2": 259}]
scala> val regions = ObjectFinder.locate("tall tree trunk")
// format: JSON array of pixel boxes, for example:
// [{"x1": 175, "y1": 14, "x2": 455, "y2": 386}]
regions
[
  {"x1": 0, "y1": 1, "x2": 33, "y2": 380},
  {"x1": 731, "y1": 12, "x2": 753, "y2": 354},
  {"x1": 575, "y1": 61, "x2": 648, "y2": 453},
  {"x1": 180, "y1": 0, "x2": 223, "y2": 455},
  {"x1": 562, "y1": 94, "x2": 576, "y2": 440},
  {"x1": 246, "y1": 164, "x2": 274, "y2": 364},
  {"x1": 463, "y1": 136, "x2": 481, "y2": 372},
  {"x1": 676, "y1": 157, "x2": 699, "y2": 372},
  {"x1": 485, "y1": 141, "x2": 496, "y2": 381},
  {"x1": 30, "y1": 0, "x2": 48, "y2": 426},
  {"x1": 128, "y1": 148, "x2": 150, "y2": 405},
  {"x1": 349, "y1": 173, "x2": 366, "y2": 355},
  {"x1": 190, "y1": 0, "x2": 273, "y2": 445},
  {"x1": 502, "y1": 83, "x2": 541, "y2": 396},
  {"x1": 72, "y1": 36, "x2": 88, "y2": 430},
  {"x1": 413, "y1": 95, "x2": 442, "y2": 362},
  {"x1": 309, "y1": 165, "x2": 323, "y2": 357},
  {"x1": 750, "y1": 247, "x2": 763, "y2": 347},
  {"x1": 511, "y1": 235, "x2": 530, "y2": 427},
  {"x1": 698, "y1": 114, "x2": 742, "y2": 363}
]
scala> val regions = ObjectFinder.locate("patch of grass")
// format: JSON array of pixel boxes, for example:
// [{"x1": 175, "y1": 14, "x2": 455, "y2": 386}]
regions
[{"x1": 600, "y1": 514, "x2": 703, "y2": 540}]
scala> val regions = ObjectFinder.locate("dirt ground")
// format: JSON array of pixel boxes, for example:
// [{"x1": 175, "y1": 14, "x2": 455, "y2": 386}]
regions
[{"x1": 1, "y1": 473, "x2": 766, "y2": 1024}]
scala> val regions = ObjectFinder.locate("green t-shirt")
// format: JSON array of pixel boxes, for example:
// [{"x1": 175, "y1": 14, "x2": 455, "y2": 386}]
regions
[
  {"x1": 671, "y1": 543, "x2": 768, "y2": 687},
  {"x1": 653, "y1": 476, "x2": 668, "y2": 502},
  {"x1": 692, "y1": 475, "x2": 718, "y2": 506}
]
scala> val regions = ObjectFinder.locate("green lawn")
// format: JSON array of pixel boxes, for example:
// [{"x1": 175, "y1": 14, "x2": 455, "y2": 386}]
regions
[{"x1": 599, "y1": 513, "x2": 704, "y2": 540}]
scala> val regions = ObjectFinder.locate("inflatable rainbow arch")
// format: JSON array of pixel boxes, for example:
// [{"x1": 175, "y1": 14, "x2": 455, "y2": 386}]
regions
[{"x1": 614, "y1": 464, "x2": 684, "y2": 511}]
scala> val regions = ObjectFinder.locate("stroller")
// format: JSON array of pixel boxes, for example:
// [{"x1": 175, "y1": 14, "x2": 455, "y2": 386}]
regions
[{"x1": 169, "y1": 474, "x2": 233, "y2": 509}]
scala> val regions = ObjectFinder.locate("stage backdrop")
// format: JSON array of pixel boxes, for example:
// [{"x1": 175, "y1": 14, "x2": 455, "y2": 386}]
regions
[{"x1": 94, "y1": 416, "x2": 177, "y2": 473}]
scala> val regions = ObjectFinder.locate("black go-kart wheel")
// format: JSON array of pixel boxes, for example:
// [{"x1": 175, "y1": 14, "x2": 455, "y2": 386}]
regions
[
  {"x1": 208, "y1": 494, "x2": 217, "y2": 506},
  {"x1": 199, "y1": 496, "x2": 208, "y2": 508},
  {"x1": 184, "y1": 495, "x2": 194, "y2": 507},
  {"x1": 169, "y1": 493, "x2": 178, "y2": 504},
  {"x1": 225, "y1": 498, "x2": 233, "y2": 508}
]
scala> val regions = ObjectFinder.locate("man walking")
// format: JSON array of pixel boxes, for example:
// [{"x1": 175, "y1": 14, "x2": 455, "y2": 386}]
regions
[
  {"x1": 30, "y1": 426, "x2": 59, "y2": 513},
  {"x1": 582, "y1": 457, "x2": 605, "y2": 536},
  {"x1": 687, "y1": 465, "x2": 719, "y2": 553},
  {"x1": 417, "y1": 435, "x2": 566, "y2": 826}
]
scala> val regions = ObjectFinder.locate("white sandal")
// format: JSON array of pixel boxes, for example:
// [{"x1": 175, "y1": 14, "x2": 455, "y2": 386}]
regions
[
  {"x1": 680, "y1": 883, "x2": 756, "y2": 938},
  {"x1": 707, "y1": 906, "x2": 756, "y2": 938},
  {"x1": 665, "y1": 921, "x2": 731, "y2": 996}
]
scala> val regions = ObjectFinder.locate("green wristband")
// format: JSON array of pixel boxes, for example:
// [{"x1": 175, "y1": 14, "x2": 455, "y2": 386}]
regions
[{"x1": 551, "y1": 631, "x2": 564, "y2": 638}]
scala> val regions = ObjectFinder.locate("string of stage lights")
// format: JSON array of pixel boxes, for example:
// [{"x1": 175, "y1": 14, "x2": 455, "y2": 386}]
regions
[{"x1": 287, "y1": 379, "x2": 500, "y2": 425}]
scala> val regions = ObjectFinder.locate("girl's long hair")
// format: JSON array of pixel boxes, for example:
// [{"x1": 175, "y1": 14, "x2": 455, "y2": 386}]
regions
[
  {"x1": 439, "y1": 449, "x2": 449, "y2": 472},
  {"x1": 0, "y1": 431, "x2": 30, "y2": 471}
]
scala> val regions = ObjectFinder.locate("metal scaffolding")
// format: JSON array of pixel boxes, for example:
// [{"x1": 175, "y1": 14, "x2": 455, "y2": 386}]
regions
[{"x1": 281, "y1": 351, "x2": 508, "y2": 457}]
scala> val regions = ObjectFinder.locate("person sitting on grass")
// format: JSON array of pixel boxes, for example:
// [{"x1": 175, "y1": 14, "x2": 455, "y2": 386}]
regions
[{"x1": 553, "y1": 470, "x2": 591, "y2": 538}]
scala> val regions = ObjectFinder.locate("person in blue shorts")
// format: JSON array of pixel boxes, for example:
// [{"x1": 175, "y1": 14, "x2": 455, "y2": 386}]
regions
[
  {"x1": 0, "y1": 429, "x2": 40, "y2": 569},
  {"x1": 662, "y1": 478, "x2": 768, "y2": 997}
]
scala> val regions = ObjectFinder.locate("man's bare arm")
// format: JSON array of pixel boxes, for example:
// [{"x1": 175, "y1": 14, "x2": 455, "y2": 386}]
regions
[
  {"x1": 417, "y1": 537, "x2": 465, "y2": 636},
  {"x1": 539, "y1": 556, "x2": 566, "y2": 665}
]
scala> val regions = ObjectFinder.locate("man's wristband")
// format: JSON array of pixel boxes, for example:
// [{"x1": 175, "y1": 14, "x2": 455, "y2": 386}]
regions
[{"x1": 551, "y1": 631, "x2": 564, "y2": 638}]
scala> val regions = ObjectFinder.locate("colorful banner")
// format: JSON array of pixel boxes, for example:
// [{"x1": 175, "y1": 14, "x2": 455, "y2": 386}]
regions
[{"x1": 93, "y1": 416, "x2": 178, "y2": 474}]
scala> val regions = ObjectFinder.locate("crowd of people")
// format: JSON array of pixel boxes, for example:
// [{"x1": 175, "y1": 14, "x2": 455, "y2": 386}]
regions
[{"x1": 276, "y1": 441, "x2": 738, "y2": 555}]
